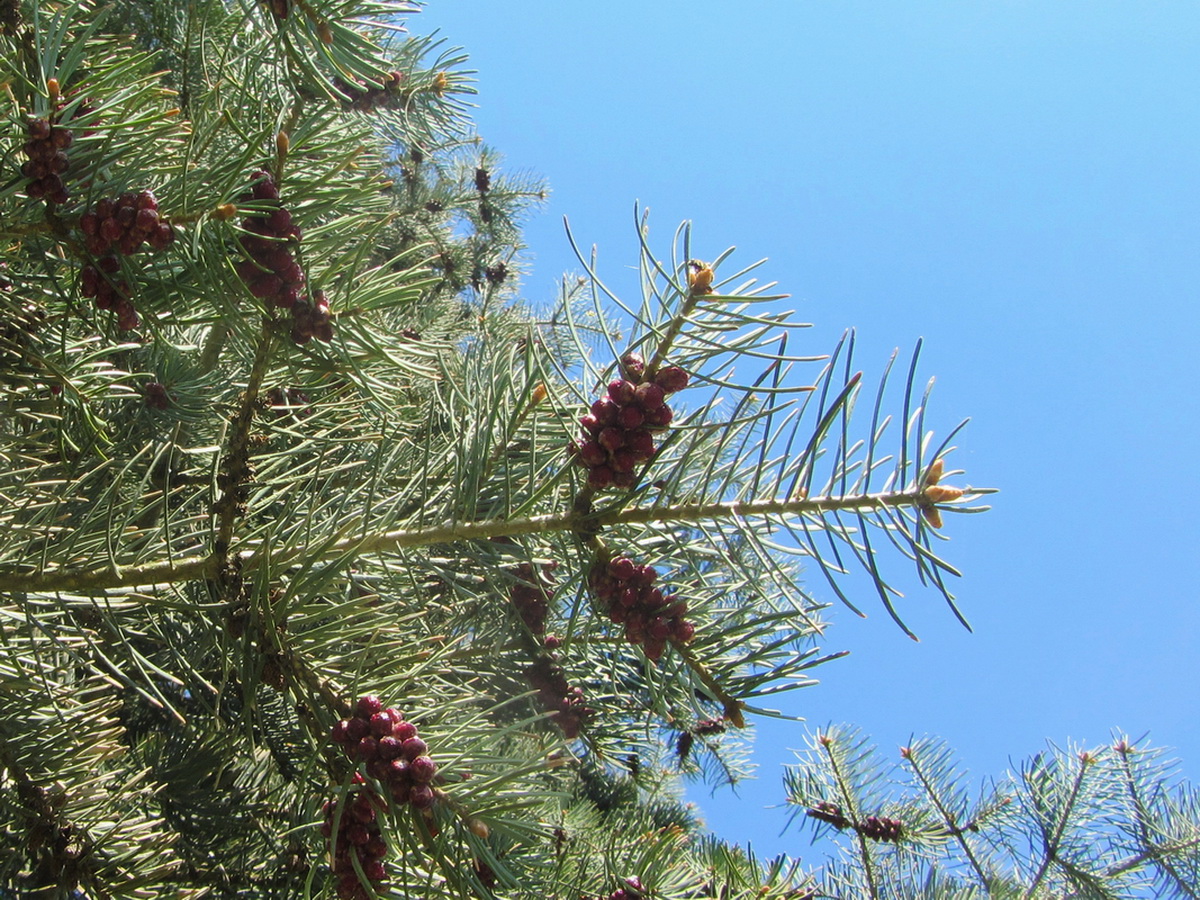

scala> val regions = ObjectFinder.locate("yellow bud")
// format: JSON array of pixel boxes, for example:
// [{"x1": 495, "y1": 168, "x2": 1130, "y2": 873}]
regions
[
  {"x1": 276, "y1": 130, "x2": 290, "y2": 160},
  {"x1": 432, "y1": 71, "x2": 449, "y2": 94},
  {"x1": 46, "y1": 78, "x2": 60, "y2": 101},
  {"x1": 213, "y1": 203, "x2": 238, "y2": 221},
  {"x1": 467, "y1": 818, "x2": 490, "y2": 839}
]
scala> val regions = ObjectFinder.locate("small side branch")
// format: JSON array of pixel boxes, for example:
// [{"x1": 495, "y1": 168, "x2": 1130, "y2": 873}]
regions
[
  {"x1": 820, "y1": 733, "x2": 879, "y2": 900},
  {"x1": 671, "y1": 641, "x2": 745, "y2": 728},
  {"x1": 1023, "y1": 752, "x2": 1094, "y2": 899},
  {"x1": 1107, "y1": 744, "x2": 1200, "y2": 897},
  {"x1": 901, "y1": 744, "x2": 992, "y2": 886},
  {"x1": 213, "y1": 316, "x2": 275, "y2": 554}
]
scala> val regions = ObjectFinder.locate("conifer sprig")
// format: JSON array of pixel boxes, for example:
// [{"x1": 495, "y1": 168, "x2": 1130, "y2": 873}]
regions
[
  {"x1": 784, "y1": 728, "x2": 1200, "y2": 897},
  {"x1": 555, "y1": 214, "x2": 990, "y2": 639}
]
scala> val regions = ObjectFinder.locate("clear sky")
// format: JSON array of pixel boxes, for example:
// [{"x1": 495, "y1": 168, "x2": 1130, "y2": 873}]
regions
[{"x1": 409, "y1": 2, "x2": 1200, "y2": 860}]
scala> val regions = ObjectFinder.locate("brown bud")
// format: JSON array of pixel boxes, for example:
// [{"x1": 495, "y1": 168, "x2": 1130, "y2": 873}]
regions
[
  {"x1": 46, "y1": 77, "x2": 60, "y2": 100},
  {"x1": 924, "y1": 484, "x2": 964, "y2": 503},
  {"x1": 317, "y1": 21, "x2": 333, "y2": 44},
  {"x1": 923, "y1": 458, "x2": 944, "y2": 486},
  {"x1": 276, "y1": 130, "x2": 289, "y2": 160},
  {"x1": 531, "y1": 383, "x2": 548, "y2": 405},
  {"x1": 920, "y1": 504, "x2": 943, "y2": 529},
  {"x1": 213, "y1": 203, "x2": 238, "y2": 221},
  {"x1": 687, "y1": 261, "x2": 714, "y2": 295}
]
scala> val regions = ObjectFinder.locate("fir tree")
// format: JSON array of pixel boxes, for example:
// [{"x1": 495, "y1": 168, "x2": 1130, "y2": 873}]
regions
[{"x1": 0, "y1": 2, "x2": 1194, "y2": 898}]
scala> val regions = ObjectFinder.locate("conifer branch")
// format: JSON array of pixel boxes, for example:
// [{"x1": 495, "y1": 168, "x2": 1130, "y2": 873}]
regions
[
  {"x1": 818, "y1": 732, "x2": 879, "y2": 900},
  {"x1": 0, "y1": 556, "x2": 215, "y2": 594},
  {"x1": 641, "y1": 260, "x2": 706, "y2": 381},
  {"x1": 900, "y1": 743, "x2": 991, "y2": 885},
  {"x1": 3, "y1": 486, "x2": 974, "y2": 595},
  {"x1": 1023, "y1": 751, "x2": 1094, "y2": 898},
  {"x1": 1108, "y1": 743, "x2": 1200, "y2": 895},
  {"x1": 1106, "y1": 839, "x2": 1200, "y2": 887}
]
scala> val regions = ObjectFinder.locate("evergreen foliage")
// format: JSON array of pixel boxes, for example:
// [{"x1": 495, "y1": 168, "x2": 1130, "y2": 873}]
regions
[
  {"x1": 784, "y1": 729, "x2": 1200, "y2": 898},
  {"x1": 0, "y1": 1, "x2": 1193, "y2": 898}
]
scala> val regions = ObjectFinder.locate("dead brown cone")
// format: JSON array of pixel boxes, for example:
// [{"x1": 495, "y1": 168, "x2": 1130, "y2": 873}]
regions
[
  {"x1": 334, "y1": 72, "x2": 408, "y2": 112},
  {"x1": 856, "y1": 815, "x2": 903, "y2": 842},
  {"x1": 524, "y1": 654, "x2": 592, "y2": 738},
  {"x1": 806, "y1": 801, "x2": 851, "y2": 830}
]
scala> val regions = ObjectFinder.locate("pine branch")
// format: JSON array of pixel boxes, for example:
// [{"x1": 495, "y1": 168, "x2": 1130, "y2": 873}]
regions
[
  {"x1": 818, "y1": 731, "x2": 880, "y2": 900},
  {"x1": 1107, "y1": 739, "x2": 1200, "y2": 897},
  {"x1": 783, "y1": 729, "x2": 1200, "y2": 897},
  {"x1": 2, "y1": 484, "x2": 981, "y2": 595},
  {"x1": 900, "y1": 740, "x2": 993, "y2": 886},
  {"x1": 1022, "y1": 750, "x2": 1099, "y2": 897}
]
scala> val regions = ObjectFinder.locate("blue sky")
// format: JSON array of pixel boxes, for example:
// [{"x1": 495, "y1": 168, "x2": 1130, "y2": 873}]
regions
[{"x1": 411, "y1": 2, "x2": 1200, "y2": 859}]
